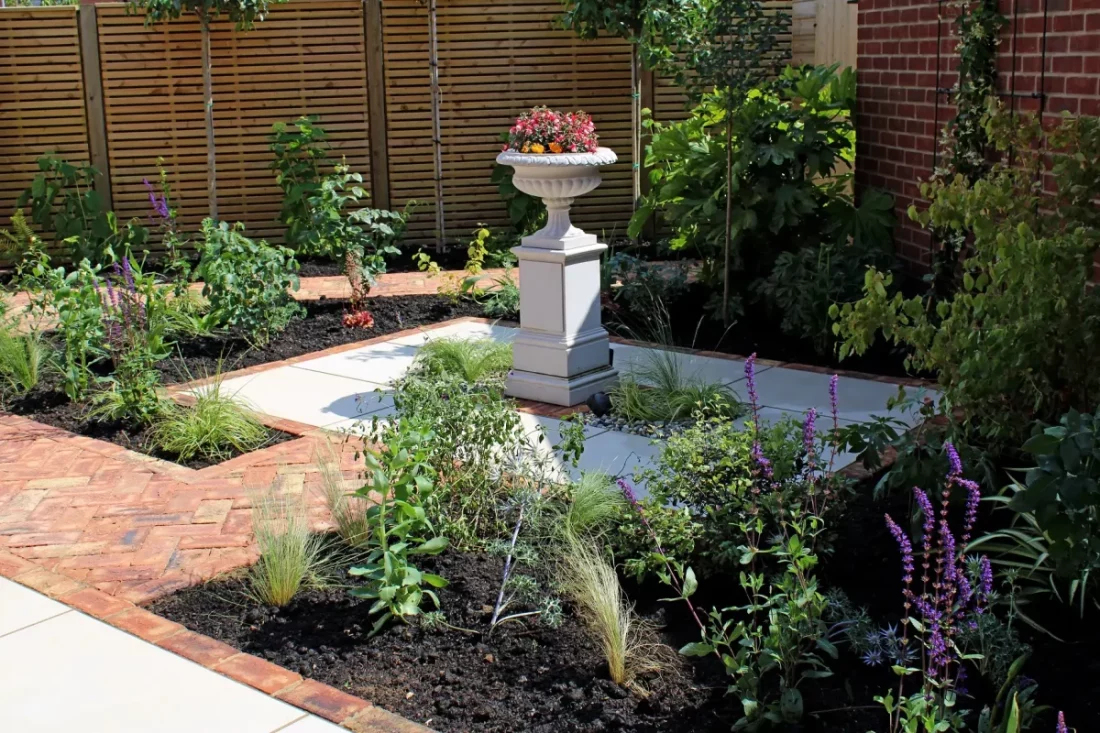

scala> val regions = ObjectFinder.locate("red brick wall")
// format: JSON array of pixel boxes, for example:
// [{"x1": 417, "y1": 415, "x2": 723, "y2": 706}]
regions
[{"x1": 855, "y1": 0, "x2": 1100, "y2": 270}]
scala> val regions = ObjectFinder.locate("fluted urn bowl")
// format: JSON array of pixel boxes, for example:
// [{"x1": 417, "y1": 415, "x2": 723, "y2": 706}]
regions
[{"x1": 495, "y1": 147, "x2": 618, "y2": 243}]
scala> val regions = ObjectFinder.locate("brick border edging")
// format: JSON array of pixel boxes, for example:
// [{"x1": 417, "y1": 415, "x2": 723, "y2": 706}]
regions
[{"x1": 0, "y1": 550, "x2": 432, "y2": 733}]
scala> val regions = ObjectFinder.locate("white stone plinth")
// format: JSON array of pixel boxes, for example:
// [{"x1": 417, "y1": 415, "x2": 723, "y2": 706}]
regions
[{"x1": 496, "y1": 147, "x2": 619, "y2": 406}]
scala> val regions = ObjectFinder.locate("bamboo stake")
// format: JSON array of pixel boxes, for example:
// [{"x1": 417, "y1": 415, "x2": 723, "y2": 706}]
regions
[
  {"x1": 426, "y1": 0, "x2": 446, "y2": 250},
  {"x1": 201, "y1": 16, "x2": 218, "y2": 221}
]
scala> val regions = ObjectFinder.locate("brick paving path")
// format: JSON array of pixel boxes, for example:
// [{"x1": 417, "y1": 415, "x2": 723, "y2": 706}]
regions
[{"x1": 0, "y1": 414, "x2": 363, "y2": 604}]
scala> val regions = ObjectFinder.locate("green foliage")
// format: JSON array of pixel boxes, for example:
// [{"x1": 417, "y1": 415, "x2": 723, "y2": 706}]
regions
[
  {"x1": 386, "y1": 374, "x2": 537, "y2": 549},
  {"x1": 490, "y1": 163, "x2": 545, "y2": 235},
  {"x1": 0, "y1": 210, "x2": 49, "y2": 282},
  {"x1": 410, "y1": 337, "x2": 513, "y2": 384},
  {"x1": 0, "y1": 326, "x2": 50, "y2": 398},
  {"x1": 631, "y1": 66, "x2": 893, "y2": 322},
  {"x1": 151, "y1": 380, "x2": 269, "y2": 462},
  {"x1": 17, "y1": 155, "x2": 147, "y2": 265},
  {"x1": 611, "y1": 348, "x2": 743, "y2": 424},
  {"x1": 603, "y1": 252, "x2": 689, "y2": 316},
  {"x1": 751, "y1": 190, "x2": 895, "y2": 356},
  {"x1": 617, "y1": 414, "x2": 801, "y2": 579},
  {"x1": 975, "y1": 408, "x2": 1100, "y2": 618},
  {"x1": 24, "y1": 258, "x2": 107, "y2": 401},
  {"x1": 131, "y1": 0, "x2": 281, "y2": 28},
  {"x1": 315, "y1": 440, "x2": 371, "y2": 546},
  {"x1": 269, "y1": 116, "x2": 329, "y2": 249},
  {"x1": 195, "y1": 219, "x2": 303, "y2": 345},
  {"x1": 836, "y1": 395, "x2": 994, "y2": 501},
  {"x1": 349, "y1": 423, "x2": 449, "y2": 633},
  {"x1": 479, "y1": 270, "x2": 520, "y2": 320},
  {"x1": 833, "y1": 109, "x2": 1100, "y2": 447}
]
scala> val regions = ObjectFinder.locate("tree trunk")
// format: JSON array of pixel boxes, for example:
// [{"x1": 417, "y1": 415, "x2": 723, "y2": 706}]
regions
[
  {"x1": 201, "y1": 17, "x2": 218, "y2": 221},
  {"x1": 723, "y1": 113, "x2": 733, "y2": 326},
  {"x1": 631, "y1": 42, "x2": 641, "y2": 207}
]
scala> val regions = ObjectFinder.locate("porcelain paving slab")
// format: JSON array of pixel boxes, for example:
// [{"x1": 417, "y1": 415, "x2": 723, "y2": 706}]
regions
[
  {"x1": 388, "y1": 320, "x2": 519, "y2": 347},
  {"x1": 611, "y1": 342, "x2": 758, "y2": 389},
  {"x1": 292, "y1": 341, "x2": 422, "y2": 387},
  {"x1": 0, "y1": 577, "x2": 70, "y2": 637},
  {"x1": 0, "y1": 610, "x2": 310, "y2": 733},
  {"x1": 278, "y1": 716, "x2": 346, "y2": 732},
  {"x1": 214, "y1": 366, "x2": 392, "y2": 428},
  {"x1": 751, "y1": 366, "x2": 929, "y2": 427}
]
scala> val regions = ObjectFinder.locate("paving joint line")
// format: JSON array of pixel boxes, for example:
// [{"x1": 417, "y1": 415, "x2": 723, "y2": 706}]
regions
[{"x1": 0, "y1": 608, "x2": 73, "y2": 640}]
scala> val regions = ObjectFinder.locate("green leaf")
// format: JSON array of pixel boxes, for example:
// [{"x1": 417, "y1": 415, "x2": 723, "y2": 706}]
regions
[
  {"x1": 409, "y1": 536, "x2": 449, "y2": 555},
  {"x1": 422, "y1": 573, "x2": 449, "y2": 588},
  {"x1": 679, "y1": 641, "x2": 716, "y2": 657},
  {"x1": 682, "y1": 566, "x2": 698, "y2": 598}
]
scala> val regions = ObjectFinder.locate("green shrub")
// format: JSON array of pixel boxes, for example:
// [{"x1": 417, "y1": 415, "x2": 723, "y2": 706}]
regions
[
  {"x1": 974, "y1": 407, "x2": 1100, "y2": 619},
  {"x1": 630, "y1": 66, "x2": 894, "y2": 322},
  {"x1": 411, "y1": 337, "x2": 512, "y2": 384},
  {"x1": 612, "y1": 346, "x2": 742, "y2": 423},
  {"x1": 833, "y1": 108, "x2": 1100, "y2": 447},
  {"x1": 18, "y1": 155, "x2": 147, "y2": 265},
  {"x1": 269, "y1": 116, "x2": 330, "y2": 249},
  {"x1": 349, "y1": 423, "x2": 449, "y2": 633},
  {"x1": 24, "y1": 258, "x2": 107, "y2": 401},
  {"x1": 151, "y1": 381, "x2": 269, "y2": 462},
  {"x1": 195, "y1": 219, "x2": 304, "y2": 345},
  {"x1": 612, "y1": 413, "x2": 802, "y2": 580}
]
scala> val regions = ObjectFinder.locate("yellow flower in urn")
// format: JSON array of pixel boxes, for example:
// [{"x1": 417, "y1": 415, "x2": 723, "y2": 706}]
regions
[
  {"x1": 549, "y1": 142, "x2": 563, "y2": 153},
  {"x1": 529, "y1": 142, "x2": 545, "y2": 154}
]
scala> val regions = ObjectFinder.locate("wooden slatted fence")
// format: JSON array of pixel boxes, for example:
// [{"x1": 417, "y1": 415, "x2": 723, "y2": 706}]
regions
[
  {"x1": 1, "y1": 0, "x2": 808, "y2": 256},
  {"x1": 0, "y1": 7, "x2": 89, "y2": 237}
]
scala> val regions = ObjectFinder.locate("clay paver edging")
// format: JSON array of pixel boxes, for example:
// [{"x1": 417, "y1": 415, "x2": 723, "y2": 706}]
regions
[{"x1": 0, "y1": 549, "x2": 432, "y2": 733}]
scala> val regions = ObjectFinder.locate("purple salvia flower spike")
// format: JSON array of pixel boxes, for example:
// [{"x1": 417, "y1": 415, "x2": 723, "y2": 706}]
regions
[
  {"x1": 1057, "y1": 712, "x2": 1068, "y2": 733},
  {"x1": 945, "y1": 441, "x2": 963, "y2": 478},
  {"x1": 802, "y1": 407, "x2": 817, "y2": 456}
]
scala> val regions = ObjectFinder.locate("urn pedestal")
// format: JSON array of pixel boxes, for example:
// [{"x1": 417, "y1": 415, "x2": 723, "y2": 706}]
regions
[{"x1": 495, "y1": 147, "x2": 619, "y2": 406}]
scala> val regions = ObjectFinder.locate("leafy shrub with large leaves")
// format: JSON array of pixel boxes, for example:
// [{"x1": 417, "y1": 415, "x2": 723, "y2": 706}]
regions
[
  {"x1": 833, "y1": 107, "x2": 1100, "y2": 447},
  {"x1": 629, "y1": 65, "x2": 893, "y2": 328},
  {"x1": 195, "y1": 219, "x2": 303, "y2": 345}
]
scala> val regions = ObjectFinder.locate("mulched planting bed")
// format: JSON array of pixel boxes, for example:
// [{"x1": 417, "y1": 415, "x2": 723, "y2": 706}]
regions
[
  {"x1": 152, "y1": 551, "x2": 733, "y2": 733},
  {"x1": 608, "y1": 282, "x2": 923, "y2": 380},
  {"x1": 157, "y1": 294, "x2": 483, "y2": 384},
  {"x1": 1, "y1": 294, "x2": 480, "y2": 469},
  {"x1": 150, "y1": 481, "x2": 1100, "y2": 732},
  {"x1": 2, "y1": 372, "x2": 297, "y2": 471}
]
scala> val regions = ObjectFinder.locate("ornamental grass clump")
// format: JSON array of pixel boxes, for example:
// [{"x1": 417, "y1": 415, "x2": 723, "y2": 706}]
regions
[
  {"x1": 315, "y1": 440, "x2": 371, "y2": 546},
  {"x1": 505, "y1": 107, "x2": 599, "y2": 154},
  {"x1": 411, "y1": 337, "x2": 512, "y2": 384},
  {"x1": 248, "y1": 488, "x2": 329, "y2": 608},
  {"x1": 0, "y1": 326, "x2": 49, "y2": 397},
  {"x1": 151, "y1": 379, "x2": 269, "y2": 462}
]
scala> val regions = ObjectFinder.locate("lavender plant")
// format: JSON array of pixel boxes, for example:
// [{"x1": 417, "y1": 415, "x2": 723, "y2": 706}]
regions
[
  {"x1": 626, "y1": 355, "x2": 844, "y2": 728},
  {"x1": 89, "y1": 257, "x2": 171, "y2": 424},
  {"x1": 878, "y1": 444, "x2": 996, "y2": 732}
]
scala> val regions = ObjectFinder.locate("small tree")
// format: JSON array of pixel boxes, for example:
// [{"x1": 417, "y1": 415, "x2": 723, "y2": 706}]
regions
[
  {"x1": 558, "y1": 0, "x2": 686, "y2": 204},
  {"x1": 131, "y1": 0, "x2": 284, "y2": 220},
  {"x1": 668, "y1": 0, "x2": 789, "y2": 324}
]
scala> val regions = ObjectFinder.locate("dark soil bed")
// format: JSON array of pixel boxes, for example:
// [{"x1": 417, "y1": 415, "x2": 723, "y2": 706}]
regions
[
  {"x1": 608, "y1": 282, "x2": 923, "y2": 380},
  {"x1": 2, "y1": 294, "x2": 479, "y2": 469},
  {"x1": 149, "y1": 483, "x2": 1100, "y2": 732},
  {"x1": 151, "y1": 551, "x2": 732, "y2": 733},
  {"x1": 157, "y1": 294, "x2": 483, "y2": 384},
  {"x1": 2, "y1": 373, "x2": 296, "y2": 470}
]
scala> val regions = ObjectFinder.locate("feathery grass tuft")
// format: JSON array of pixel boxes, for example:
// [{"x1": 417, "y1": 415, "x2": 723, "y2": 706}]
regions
[
  {"x1": 562, "y1": 472, "x2": 626, "y2": 542},
  {"x1": 412, "y1": 337, "x2": 512, "y2": 383},
  {"x1": 315, "y1": 440, "x2": 371, "y2": 546},
  {"x1": 151, "y1": 379, "x2": 269, "y2": 461},
  {"x1": 247, "y1": 488, "x2": 328, "y2": 607},
  {"x1": 0, "y1": 327, "x2": 49, "y2": 395},
  {"x1": 559, "y1": 538, "x2": 677, "y2": 688}
]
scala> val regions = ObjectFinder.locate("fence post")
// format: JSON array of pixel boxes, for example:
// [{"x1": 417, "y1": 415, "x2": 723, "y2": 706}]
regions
[
  {"x1": 364, "y1": 0, "x2": 391, "y2": 211},
  {"x1": 77, "y1": 3, "x2": 112, "y2": 211}
]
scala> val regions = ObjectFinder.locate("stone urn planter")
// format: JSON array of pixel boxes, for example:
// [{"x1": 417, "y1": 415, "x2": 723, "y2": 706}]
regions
[{"x1": 496, "y1": 147, "x2": 619, "y2": 406}]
